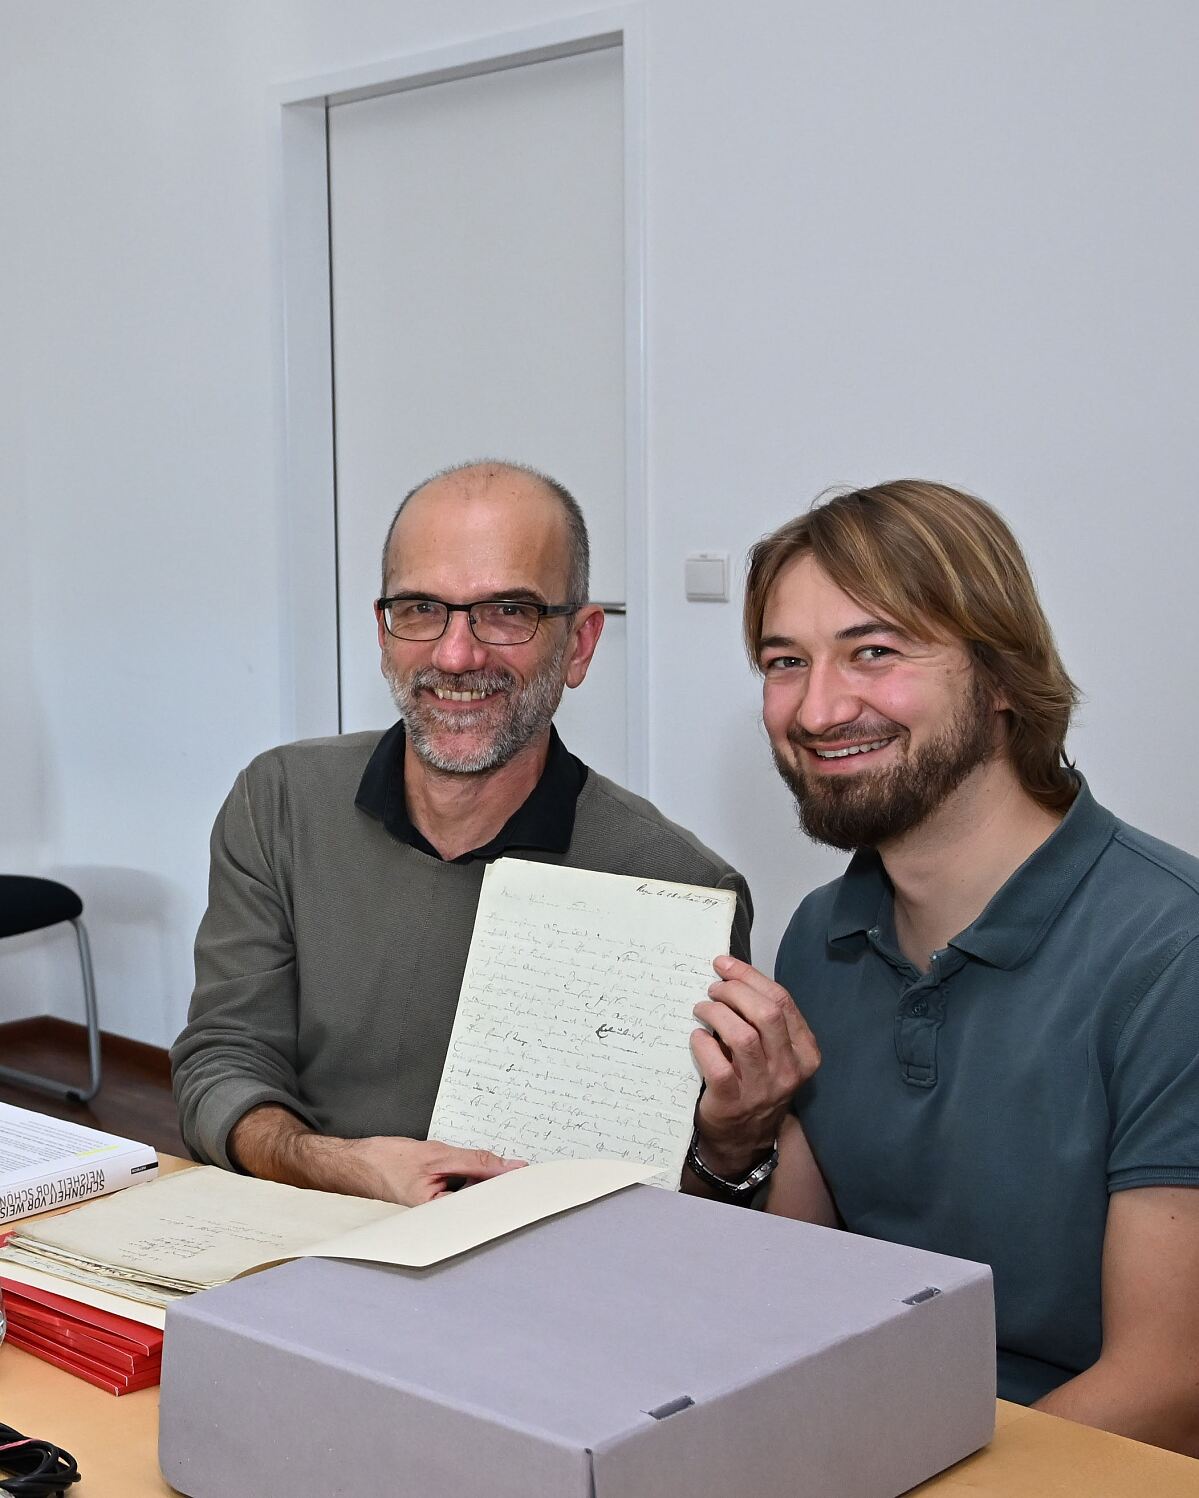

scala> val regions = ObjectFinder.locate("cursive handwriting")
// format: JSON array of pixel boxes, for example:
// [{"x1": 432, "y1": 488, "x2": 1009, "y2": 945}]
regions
[{"x1": 429, "y1": 862, "x2": 736, "y2": 1182}]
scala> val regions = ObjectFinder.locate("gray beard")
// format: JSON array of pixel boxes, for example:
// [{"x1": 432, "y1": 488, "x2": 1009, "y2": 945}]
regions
[
  {"x1": 384, "y1": 644, "x2": 569, "y2": 775},
  {"x1": 774, "y1": 674, "x2": 996, "y2": 850}
]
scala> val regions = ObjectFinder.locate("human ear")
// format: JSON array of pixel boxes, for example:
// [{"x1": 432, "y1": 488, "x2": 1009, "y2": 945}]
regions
[{"x1": 564, "y1": 605, "x2": 606, "y2": 689}]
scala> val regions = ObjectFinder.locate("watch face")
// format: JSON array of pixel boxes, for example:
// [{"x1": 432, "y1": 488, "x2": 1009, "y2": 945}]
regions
[{"x1": 739, "y1": 1151, "x2": 779, "y2": 1190}]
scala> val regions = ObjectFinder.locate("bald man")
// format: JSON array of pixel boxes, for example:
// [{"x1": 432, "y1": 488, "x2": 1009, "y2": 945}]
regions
[{"x1": 171, "y1": 462, "x2": 751, "y2": 1206}]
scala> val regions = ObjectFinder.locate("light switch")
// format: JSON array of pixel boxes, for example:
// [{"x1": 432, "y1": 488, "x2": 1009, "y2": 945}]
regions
[{"x1": 685, "y1": 552, "x2": 729, "y2": 602}]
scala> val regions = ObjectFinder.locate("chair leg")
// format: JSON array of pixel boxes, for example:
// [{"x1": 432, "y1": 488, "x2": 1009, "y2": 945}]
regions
[
  {"x1": 68, "y1": 918, "x2": 103, "y2": 1103},
  {"x1": 0, "y1": 917, "x2": 103, "y2": 1104}
]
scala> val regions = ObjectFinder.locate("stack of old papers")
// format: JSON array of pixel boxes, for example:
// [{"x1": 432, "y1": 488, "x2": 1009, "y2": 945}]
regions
[{"x1": 0, "y1": 1157, "x2": 651, "y2": 1326}]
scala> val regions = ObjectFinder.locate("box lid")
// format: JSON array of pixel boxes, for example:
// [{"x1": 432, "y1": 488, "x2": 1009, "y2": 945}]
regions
[{"x1": 170, "y1": 1184, "x2": 990, "y2": 1450}]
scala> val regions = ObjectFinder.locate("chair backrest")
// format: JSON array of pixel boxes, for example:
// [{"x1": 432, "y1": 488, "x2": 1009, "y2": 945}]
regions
[{"x1": 0, "y1": 876, "x2": 84, "y2": 941}]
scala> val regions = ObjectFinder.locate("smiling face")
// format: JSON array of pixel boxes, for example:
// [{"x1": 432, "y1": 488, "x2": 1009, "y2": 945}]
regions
[
  {"x1": 759, "y1": 553, "x2": 1003, "y2": 850},
  {"x1": 378, "y1": 468, "x2": 602, "y2": 775}
]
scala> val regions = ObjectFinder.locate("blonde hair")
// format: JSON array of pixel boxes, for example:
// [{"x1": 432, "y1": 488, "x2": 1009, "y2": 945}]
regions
[{"x1": 744, "y1": 481, "x2": 1080, "y2": 813}]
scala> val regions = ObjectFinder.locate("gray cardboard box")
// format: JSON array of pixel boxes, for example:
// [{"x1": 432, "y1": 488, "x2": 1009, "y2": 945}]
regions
[{"x1": 159, "y1": 1184, "x2": 995, "y2": 1498}]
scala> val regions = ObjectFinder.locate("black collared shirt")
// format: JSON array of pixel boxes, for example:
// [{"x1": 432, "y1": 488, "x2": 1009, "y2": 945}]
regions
[{"x1": 354, "y1": 721, "x2": 587, "y2": 862}]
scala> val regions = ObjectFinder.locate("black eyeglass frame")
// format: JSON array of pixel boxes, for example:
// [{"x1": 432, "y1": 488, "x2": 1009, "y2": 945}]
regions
[{"x1": 375, "y1": 595, "x2": 583, "y2": 644}]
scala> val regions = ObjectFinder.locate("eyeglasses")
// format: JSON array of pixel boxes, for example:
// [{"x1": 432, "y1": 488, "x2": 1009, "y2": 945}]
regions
[{"x1": 376, "y1": 596, "x2": 581, "y2": 645}]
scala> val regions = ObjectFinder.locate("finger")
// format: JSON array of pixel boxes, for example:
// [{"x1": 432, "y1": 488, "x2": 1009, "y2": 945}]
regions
[
  {"x1": 430, "y1": 1145, "x2": 526, "y2": 1183},
  {"x1": 708, "y1": 970, "x2": 815, "y2": 1056},
  {"x1": 695, "y1": 995, "x2": 821, "y2": 1096},
  {"x1": 705, "y1": 985, "x2": 792, "y2": 1062},
  {"x1": 713, "y1": 955, "x2": 811, "y2": 1034},
  {"x1": 689, "y1": 1026, "x2": 739, "y2": 1094},
  {"x1": 409, "y1": 1178, "x2": 452, "y2": 1205},
  {"x1": 692, "y1": 999, "x2": 765, "y2": 1074},
  {"x1": 455, "y1": 1159, "x2": 529, "y2": 1190},
  {"x1": 713, "y1": 953, "x2": 779, "y2": 990}
]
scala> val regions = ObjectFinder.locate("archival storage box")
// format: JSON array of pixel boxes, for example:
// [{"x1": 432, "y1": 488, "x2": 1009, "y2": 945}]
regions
[{"x1": 158, "y1": 1184, "x2": 995, "y2": 1498}]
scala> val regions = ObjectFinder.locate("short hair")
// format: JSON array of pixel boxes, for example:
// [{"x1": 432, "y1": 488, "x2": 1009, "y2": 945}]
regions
[
  {"x1": 380, "y1": 460, "x2": 590, "y2": 603},
  {"x1": 744, "y1": 480, "x2": 1080, "y2": 813}
]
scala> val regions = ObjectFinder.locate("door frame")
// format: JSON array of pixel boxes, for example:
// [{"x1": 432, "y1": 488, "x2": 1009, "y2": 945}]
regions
[{"x1": 273, "y1": 6, "x2": 649, "y2": 793}]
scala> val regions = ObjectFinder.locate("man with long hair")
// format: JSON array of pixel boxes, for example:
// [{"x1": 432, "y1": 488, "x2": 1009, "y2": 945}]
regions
[{"x1": 685, "y1": 481, "x2": 1199, "y2": 1455}]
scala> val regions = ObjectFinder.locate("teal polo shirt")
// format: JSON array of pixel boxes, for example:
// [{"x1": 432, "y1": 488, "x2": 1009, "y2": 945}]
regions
[{"x1": 778, "y1": 778, "x2": 1199, "y2": 1404}]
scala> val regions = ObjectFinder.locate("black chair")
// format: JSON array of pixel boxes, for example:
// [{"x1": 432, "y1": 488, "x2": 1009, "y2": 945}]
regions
[{"x1": 0, "y1": 876, "x2": 102, "y2": 1103}]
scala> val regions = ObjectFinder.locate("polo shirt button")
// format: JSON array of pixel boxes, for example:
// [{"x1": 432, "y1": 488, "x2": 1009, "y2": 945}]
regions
[
  {"x1": 868, "y1": 927, "x2": 880, "y2": 939},
  {"x1": 910, "y1": 999, "x2": 928, "y2": 1016}
]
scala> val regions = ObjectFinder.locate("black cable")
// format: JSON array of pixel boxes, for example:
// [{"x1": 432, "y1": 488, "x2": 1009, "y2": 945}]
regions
[{"x1": 0, "y1": 1423, "x2": 80, "y2": 1497}]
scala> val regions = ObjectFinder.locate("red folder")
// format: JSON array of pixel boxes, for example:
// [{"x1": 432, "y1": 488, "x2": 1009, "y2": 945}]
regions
[
  {"x1": 0, "y1": 1275, "x2": 163, "y2": 1394},
  {"x1": 7, "y1": 1301, "x2": 160, "y2": 1375},
  {"x1": 0, "y1": 1276, "x2": 163, "y2": 1354},
  {"x1": 5, "y1": 1326, "x2": 162, "y2": 1395}
]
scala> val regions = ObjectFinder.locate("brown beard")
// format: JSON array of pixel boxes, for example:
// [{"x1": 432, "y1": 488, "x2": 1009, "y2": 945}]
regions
[{"x1": 773, "y1": 672, "x2": 997, "y2": 850}]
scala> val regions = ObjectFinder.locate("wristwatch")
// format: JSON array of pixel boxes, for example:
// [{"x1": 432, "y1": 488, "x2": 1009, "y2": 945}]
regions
[{"x1": 685, "y1": 1129, "x2": 779, "y2": 1199}]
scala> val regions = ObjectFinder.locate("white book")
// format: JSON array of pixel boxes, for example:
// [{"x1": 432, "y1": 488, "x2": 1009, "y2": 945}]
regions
[
  {"x1": 0, "y1": 1101, "x2": 159, "y2": 1226},
  {"x1": 429, "y1": 859, "x2": 737, "y2": 1187}
]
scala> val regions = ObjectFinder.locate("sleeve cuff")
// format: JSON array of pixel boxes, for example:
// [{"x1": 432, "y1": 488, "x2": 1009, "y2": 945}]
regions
[
  {"x1": 1108, "y1": 1165, "x2": 1199, "y2": 1193},
  {"x1": 192, "y1": 1079, "x2": 322, "y2": 1170}
]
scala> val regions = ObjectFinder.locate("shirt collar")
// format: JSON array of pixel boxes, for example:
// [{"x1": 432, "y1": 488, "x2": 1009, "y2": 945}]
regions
[
  {"x1": 828, "y1": 776, "x2": 1117, "y2": 970},
  {"x1": 355, "y1": 721, "x2": 587, "y2": 863}
]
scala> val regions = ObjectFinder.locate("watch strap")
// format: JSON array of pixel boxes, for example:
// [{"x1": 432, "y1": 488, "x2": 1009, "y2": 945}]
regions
[{"x1": 685, "y1": 1129, "x2": 779, "y2": 1199}]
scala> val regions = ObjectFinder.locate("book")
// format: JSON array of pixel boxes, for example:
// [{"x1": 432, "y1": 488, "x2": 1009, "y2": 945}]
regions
[{"x1": 0, "y1": 1101, "x2": 159, "y2": 1226}]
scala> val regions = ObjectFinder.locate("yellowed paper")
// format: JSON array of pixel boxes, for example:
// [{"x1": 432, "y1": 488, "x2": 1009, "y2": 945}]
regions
[
  {"x1": 2, "y1": 1166, "x2": 396, "y2": 1291},
  {"x1": 292, "y1": 1158, "x2": 655, "y2": 1271},
  {"x1": 0, "y1": 1157, "x2": 652, "y2": 1306}
]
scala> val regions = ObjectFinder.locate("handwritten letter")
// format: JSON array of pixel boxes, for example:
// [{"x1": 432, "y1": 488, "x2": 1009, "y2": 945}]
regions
[{"x1": 428, "y1": 860, "x2": 737, "y2": 1186}]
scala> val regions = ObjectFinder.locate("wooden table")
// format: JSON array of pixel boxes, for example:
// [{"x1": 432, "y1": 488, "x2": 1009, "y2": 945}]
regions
[
  {"x1": 4, "y1": 1355, "x2": 1198, "y2": 1497},
  {"x1": 3, "y1": 1160, "x2": 1197, "y2": 1496}
]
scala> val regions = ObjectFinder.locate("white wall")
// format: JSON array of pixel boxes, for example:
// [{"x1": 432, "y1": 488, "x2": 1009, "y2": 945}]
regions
[{"x1": 2, "y1": 0, "x2": 1197, "y2": 1046}]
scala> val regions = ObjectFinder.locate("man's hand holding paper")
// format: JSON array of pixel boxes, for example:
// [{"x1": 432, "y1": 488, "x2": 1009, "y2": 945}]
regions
[{"x1": 687, "y1": 955, "x2": 821, "y2": 1190}]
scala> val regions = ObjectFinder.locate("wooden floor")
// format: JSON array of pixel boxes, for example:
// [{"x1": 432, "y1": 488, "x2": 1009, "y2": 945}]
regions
[{"x1": 0, "y1": 1017, "x2": 186, "y2": 1157}]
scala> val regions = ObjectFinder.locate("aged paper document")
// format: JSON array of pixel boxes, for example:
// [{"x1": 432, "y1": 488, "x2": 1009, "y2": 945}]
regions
[
  {"x1": 290, "y1": 1158, "x2": 653, "y2": 1269},
  {"x1": 429, "y1": 859, "x2": 737, "y2": 1185},
  {"x1": 0, "y1": 1157, "x2": 653, "y2": 1317}
]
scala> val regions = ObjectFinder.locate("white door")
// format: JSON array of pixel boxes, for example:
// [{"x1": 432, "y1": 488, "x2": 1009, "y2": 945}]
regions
[{"x1": 327, "y1": 46, "x2": 628, "y2": 785}]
